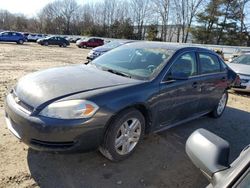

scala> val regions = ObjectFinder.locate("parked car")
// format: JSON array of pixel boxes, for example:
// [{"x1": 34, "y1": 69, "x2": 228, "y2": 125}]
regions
[
  {"x1": 76, "y1": 37, "x2": 104, "y2": 48},
  {"x1": 37, "y1": 36, "x2": 70, "y2": 47},
  {"x1": 87, "y1": 40, "x2": 134, "y2": 61},
  {"x1": 186, "y1": 129, "x2": 250, "y2": 188},
  {"x1": 71, "y1": 37, "x2": 81, "y2": 43},
  {"x1": 0, "y1": 31, "x2": 25, "y2": 44},
  {"x1": 22, "y1": 32, "x2": 29, "y2": 42},
  {"x1": 27, "y1": 34, "x2": 47, "y2": 42},
  {"x1": 5, "y1": 42, "x2": 237, "y2": 161},
  {"x1": 228, "y1": 48, "x2": 250, "y2": 62},
  {"x1": 228, "y1": 54, "x2": 250, "y2": 92}
]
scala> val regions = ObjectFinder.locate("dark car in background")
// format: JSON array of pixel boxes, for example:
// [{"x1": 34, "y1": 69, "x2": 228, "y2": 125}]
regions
[
  {"x1": 87, "y1": 40, "x2": 134, "y2": 61},
  {"x1": 5, "y1": 42, "x2": 237, "y2": 161},
  {"x1": 186, "y1": 129, "x2": 250, "y2": 188},
  {"x1": 37, "y1": 36, "x2": 70, "y2": 47},
  {"x1": 76, "y1": 37, "x2": 104, "y2": 48},
  {"x1": 0, "y1": 31, "x2": 25, "y2": 44}
]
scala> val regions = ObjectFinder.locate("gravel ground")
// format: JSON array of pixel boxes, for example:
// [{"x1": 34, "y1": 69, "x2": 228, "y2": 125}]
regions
[{"x1": 0, "y1": 42, "x2": 249, "y2": 188}]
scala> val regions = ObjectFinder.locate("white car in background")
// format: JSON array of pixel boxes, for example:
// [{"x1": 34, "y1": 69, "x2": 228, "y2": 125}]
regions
[
  {"x1": 27, "y1": 34, "x2": 47, "y2": 42},
  {"x1": 228, "y1": 54, "x2": 250, "y2": 92}
]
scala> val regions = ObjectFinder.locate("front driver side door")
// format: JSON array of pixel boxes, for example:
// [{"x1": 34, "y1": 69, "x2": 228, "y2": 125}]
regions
[{"x1": 156, "y1": 51, "x2": 201, "y2": 129}]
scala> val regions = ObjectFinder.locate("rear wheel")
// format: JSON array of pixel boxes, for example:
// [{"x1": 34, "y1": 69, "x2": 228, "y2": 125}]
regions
[
  {"x1": 210, "y1": 90, "x2": 228, "y2": 118},
  {"x1": 99, "y1": 109, "x2": 145, "y2": 161},
  {"x1": 17, "y1": 39, "x2": 24, "y2": 44}
]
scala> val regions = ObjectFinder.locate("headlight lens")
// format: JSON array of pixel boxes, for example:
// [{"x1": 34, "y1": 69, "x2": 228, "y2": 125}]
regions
[{"x1": 39, "y1": 100, "x2": 99, "y2": 119}]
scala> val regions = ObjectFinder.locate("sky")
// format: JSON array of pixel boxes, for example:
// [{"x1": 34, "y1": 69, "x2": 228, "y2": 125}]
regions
[{"x1": 0, "y1": 0, "x2": 90, "y2": 17}]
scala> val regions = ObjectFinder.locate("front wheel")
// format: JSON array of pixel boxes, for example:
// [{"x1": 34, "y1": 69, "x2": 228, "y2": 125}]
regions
[
  {"x1": 210, "y1": 91, "x2": 228, "y2": 118},
  {"x1": 99, "y1": 109, "x2": 145, "y2": 161}
]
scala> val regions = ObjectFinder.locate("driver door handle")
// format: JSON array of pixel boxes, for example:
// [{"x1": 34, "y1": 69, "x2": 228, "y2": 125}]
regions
[{"x1": 192, "y1": 82, "x2": 198, "y2": 88}]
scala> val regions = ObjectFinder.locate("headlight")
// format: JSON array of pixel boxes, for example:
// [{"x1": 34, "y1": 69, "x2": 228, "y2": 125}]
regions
[
  {"x1": 39, "y1": 100, "x2": 99, "y2": 119},
  {"x1": 97, "y1": 51, "x2": 105, "y2": 56}
]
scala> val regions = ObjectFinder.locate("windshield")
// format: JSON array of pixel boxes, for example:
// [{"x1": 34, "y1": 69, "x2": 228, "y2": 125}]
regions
[
  {"x1": 103, "y1": 41, "x2": 127, "y2": 48},
  {"x1": 91, "y1": 46, "x2": 174, "y2": 80},
  {"x1": 231, "y1": 55, "x2": 250, "y2": 65}
]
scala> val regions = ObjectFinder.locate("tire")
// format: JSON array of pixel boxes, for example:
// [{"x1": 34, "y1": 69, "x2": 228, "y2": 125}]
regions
[
  {"x1": 210, "y1": 90, "x2": 228, "y2": 118},
  {"x1": 17, "y1": 39, "x2": 24, "y2": 44},
  {"x1": 62, "y1": 43, "x2": 67, "y2": 47},
  {"x1": 83, "y1": 45, "x2": 87, "y2": 48},
  {"x1": 99, "y1": 108, "x2": 145, "y2": 161},
  {"x1": 44, "y1": 42, "x2": 48, "y2": 46}
]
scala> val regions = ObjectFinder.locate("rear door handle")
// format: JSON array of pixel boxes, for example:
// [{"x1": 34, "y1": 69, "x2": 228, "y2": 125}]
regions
[
  {"x1": 192, "y1": 82, "x2": 198, "y2": 88},
  {"x1": 221, "y1": 77, "x2": 226, "y2": 81}
]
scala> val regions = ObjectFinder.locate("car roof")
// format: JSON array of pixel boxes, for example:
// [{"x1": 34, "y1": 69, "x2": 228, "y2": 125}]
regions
[{"x1": 124, "y1": 41, "x2": 213, "y2": 53}]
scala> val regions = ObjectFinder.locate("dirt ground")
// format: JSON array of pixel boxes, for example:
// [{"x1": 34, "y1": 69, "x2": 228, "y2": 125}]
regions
[{"x1": 0, "y1": 42, "x2": 249, "y2": 188}]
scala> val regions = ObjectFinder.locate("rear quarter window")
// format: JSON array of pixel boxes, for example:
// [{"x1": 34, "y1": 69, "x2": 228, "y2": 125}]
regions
[{"x1": 199, "y1": 53, "x2": 221, "y2": 74}]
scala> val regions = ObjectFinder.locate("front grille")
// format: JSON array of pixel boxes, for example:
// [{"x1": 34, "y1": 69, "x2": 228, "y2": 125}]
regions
[
  {"x1": 30, "y1": 139, "x2": 75, "y2": 149},
  {"x1": 12, "y1": 92, "x2": 34, "y2": 112}
]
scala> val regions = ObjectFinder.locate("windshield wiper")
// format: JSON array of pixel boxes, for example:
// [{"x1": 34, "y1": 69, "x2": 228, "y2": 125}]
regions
[{"x1": 105, "y1": 69, "x2": 132, "y2": 78}]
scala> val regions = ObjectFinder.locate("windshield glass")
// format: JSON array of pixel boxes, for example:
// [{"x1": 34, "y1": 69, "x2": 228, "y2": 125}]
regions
[
  {"x1": 91, "y1": 45, "x2": 174, "y2": 80},
  {"x1": 231, "y1": 55, "x2": 250, "y2": 65}
]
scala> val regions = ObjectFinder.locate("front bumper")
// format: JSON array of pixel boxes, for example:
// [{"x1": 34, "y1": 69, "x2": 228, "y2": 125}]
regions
[
  {"x1": 232, "y1": 75, "x2": 250, "y2": 92},
  {"x1": 5, "y1": 94, "x2": 111, "y2": 152}
]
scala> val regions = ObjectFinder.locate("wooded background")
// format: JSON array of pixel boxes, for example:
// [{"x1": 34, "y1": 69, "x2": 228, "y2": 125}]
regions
[{"x1": 0, "y1": 0, "x2": 249, "y2": 46}]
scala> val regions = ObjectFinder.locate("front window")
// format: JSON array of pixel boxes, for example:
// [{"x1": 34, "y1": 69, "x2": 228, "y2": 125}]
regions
[
  {"x1": 91, "y1": 46, "x2": 174, "y2": 80},
  {"x1": 231, "y1": 55, "x2": 250, "y2": 65},
  {"x1": 167, "y1": 52, "x2": 197, "y2": 78}
]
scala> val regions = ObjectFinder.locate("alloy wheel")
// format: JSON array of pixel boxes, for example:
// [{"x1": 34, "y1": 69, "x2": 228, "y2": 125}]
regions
[
  {"x1": 115, "y1": 118, "x2": 142, "y2": 155},
  {"x1": 217, "y1": 93, "x2": 227, "y2": 115}
]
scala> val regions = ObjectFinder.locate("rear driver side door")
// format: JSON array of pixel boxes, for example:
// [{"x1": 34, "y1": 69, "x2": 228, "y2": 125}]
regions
[{"x1": 197, "y1": 52, "x2": 228, "y2": 113}]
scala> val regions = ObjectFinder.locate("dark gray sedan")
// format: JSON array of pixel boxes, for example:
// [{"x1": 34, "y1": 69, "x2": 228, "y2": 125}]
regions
[{"x1": 5, "y1": 42, "x2": 237, "y2": 161}]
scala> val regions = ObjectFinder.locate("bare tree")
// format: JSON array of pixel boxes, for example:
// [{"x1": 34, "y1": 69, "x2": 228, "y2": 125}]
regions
[
  {"x1": 130, "y1": 0, "x2": 151, "y2": 40},
  {"x1": 152, "y1": 0, "x2": 171, "y2": 41},
  {"x1": 174, "y1": 0, "x2": 204, "y2": 43}
]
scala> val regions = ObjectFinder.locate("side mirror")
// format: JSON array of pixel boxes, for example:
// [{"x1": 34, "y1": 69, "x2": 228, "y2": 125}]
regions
[
  {"x1": 186, "y1": 129, "x2": 230, "y2": 180},
  {"x1": 167, "y1": 72, "x2": 189, "y2": 81}
]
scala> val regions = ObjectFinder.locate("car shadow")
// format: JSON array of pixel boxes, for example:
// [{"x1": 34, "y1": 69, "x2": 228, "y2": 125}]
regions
[
  {"x1": 0, "y1": 42, "x2": 30, "y2": 46},
  {"x1": 27, "y1": 106, "x2": 250, "y2": 188}
]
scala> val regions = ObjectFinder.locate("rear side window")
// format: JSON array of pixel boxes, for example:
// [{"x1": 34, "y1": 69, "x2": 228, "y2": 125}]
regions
[
  {"x1": 199, "y1": 53, "x2": 221, "y2": 74},
  {"x1": 168, "y1": 52, "x2": 198, "y2": 77}
]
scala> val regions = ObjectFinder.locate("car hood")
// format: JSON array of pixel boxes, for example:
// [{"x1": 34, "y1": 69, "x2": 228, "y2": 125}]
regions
[
  {"x1": 93, "y1": 46, "x2": 111, "y2": 53},
  {"x1": 15, "y1": 64, "x2": 140, "y2": 108},
  {"x1": 228, "y1": 63, "x2": 250, "y2": 76}
]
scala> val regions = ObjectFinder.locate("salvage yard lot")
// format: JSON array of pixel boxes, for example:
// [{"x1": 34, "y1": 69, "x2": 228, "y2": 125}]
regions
[{"x1": 0, "y1": 43, "x2": 250, "y2": 188}]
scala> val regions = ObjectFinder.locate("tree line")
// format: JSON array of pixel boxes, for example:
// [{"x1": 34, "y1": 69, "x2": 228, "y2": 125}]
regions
[{"x1": 0, "y1": 0, "x2": 249, "y2": 46}]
